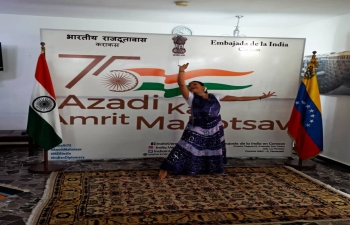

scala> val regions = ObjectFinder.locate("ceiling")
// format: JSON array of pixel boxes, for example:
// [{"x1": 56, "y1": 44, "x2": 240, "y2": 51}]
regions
[{"x1": 1, "y1": 0, "x2": 350, "y2": 28}]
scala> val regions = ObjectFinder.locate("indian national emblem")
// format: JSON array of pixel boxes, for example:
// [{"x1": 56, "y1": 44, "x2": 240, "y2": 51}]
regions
[{"x1": 172, "y1": 35, "x2": 188, "y2": 56}]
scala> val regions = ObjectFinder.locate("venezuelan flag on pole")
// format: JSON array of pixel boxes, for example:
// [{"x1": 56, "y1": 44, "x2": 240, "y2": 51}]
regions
[{"x1": 287, "y1": 51, "x2": 323, "y2": 160}]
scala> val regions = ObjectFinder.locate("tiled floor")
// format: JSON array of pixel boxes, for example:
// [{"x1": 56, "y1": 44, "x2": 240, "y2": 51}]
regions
[{"x1": 1, "y1": 148, "x2": 350, "y2": 225}]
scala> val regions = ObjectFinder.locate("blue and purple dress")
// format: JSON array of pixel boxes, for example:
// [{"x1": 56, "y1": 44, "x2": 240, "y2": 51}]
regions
[{"x1": 160, "y1": 92, "x2": 227, "y2": 175}]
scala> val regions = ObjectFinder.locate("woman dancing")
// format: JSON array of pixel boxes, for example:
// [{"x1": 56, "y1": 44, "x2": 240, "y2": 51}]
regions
[{"x1": 159, "y1": 63, "x2": 276, "y2": 179}]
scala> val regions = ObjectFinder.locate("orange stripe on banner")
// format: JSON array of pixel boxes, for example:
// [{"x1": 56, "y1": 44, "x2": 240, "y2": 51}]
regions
[
  {"x1": 164, "y1": 69, "x2": 253, "y2": 84},
  {"x1": 125, "y1": 68, "x2": 166, "y2": 76},
  {"x1": 125, "y1": 68, "x2": 254, "y2": 84}
]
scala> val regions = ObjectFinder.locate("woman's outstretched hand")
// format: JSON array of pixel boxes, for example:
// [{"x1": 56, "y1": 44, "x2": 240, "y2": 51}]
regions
[
  {"x1": 179, "y1": 63, "x2": 189, "y2": 72},
  {"x1": 261, "y1": 91, "x2": 277, "y2": 99}
]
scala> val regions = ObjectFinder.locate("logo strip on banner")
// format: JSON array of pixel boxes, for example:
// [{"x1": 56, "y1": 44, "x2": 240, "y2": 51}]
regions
[
  {"x1": 127, "y1": 68, "x2": 253, "y2": 97},
  {"x1": 58, "y1": 55, "x2": 253, "y2": 97}
]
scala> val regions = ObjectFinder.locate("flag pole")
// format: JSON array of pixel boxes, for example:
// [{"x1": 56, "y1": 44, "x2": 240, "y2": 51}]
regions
[
  {"x1": 28, "y1": 42, "x2": 65, "y2": 174},
  {"x1": 41, "y1": 42, "x2": 49, "y2": 172},
  {"x1": 285, "y1": 51, "x2": 319, "y2": 170}
]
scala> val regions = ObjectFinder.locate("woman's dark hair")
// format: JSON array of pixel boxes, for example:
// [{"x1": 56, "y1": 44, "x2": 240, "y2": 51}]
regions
[{"x1": 189, "y1": 81, "x2": 208, "y2": 93}]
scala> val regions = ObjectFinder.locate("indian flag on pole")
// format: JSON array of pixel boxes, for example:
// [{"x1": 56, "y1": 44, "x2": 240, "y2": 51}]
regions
[{"x1": 26, "y1": 53, "x2": 62, "y2": 150}]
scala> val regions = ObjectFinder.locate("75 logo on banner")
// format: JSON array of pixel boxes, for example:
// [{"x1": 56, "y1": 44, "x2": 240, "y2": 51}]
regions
[{"x1": 59, "y1": 54, "x2": 140, "y2": 89}]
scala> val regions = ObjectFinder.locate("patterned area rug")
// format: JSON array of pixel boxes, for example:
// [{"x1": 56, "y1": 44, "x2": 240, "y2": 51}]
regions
[
  {"x1": 0, "y1": 184, "x2": 28, "y2": 199},
  {"x1": 28, "y1": 167, "x2": 350, "y2": 225}
]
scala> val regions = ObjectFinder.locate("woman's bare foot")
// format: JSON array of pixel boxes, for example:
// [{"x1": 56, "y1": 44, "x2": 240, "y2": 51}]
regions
[{"x1": 158, "y1": 170, "x2": 168, "y2": 179}]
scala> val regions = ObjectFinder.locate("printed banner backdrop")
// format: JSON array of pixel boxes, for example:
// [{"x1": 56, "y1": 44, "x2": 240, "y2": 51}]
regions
[{"x1": 41, "y1": 29, "x2": 305, "y2": 160}]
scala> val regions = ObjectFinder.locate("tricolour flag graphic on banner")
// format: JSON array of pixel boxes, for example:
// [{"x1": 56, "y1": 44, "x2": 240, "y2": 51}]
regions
[
  {"x1": 26, "y1": 53, "x2": 62, "y2": 150},
  {"x1": 287, "y1": 54, "x2": 323, "y2": 160},
  {"x1": 126, "y1": 68, "x2": 253, "y2": 98}
]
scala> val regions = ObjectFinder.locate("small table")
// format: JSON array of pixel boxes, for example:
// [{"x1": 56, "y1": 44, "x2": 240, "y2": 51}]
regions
[{"x1": 0, "y1": 130, "x2": 38, "y2": 156}]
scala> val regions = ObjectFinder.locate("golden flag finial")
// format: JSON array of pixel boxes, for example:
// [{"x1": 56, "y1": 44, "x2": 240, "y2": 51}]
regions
[
  {"x1": 41, "y1": 42, "x2": 45, "y2": 54},
  {"x1": 304, "y1": 51, "x2": 319, "y2": 79}
]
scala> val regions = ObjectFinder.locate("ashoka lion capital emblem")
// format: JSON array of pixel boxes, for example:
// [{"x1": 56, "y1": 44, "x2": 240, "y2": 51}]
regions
[{"x1": 172, "y1": 35, "x2": 187, "y2": 56}]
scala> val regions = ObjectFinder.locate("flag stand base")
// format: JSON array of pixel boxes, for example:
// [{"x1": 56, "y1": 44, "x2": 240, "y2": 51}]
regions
[
  {"x1": 28, "y1": 150, "x2": 64, "y2": 174},
  {"x1": 285, "y1": 158, "x2": 316, "y2": 170}
]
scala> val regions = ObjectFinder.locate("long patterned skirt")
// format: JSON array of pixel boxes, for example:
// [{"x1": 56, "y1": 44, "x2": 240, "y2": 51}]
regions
[{"x1": 160, "y1": 116, "x2": 226, "y2": 175}]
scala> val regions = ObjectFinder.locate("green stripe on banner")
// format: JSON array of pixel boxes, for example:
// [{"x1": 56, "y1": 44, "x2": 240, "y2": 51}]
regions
[
  {"x1": 136, "y1": 82, "x2": 252, "y2": 98},
  {"x1": 136, "y1": 83, "x2": 165, "y2": 91},
  {"x1": 26, "y1": 107, "x2": 62, "y2": 151},
  {"x1": 205, "y1": 83, "x2": 252, "y2": 90}
]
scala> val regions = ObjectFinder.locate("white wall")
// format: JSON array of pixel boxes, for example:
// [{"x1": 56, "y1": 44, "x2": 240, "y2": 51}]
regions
[
  {"x1": 285, "y1": 13, "x2": 350, "y2": 165},
  {"x1": 0, "y1": 13, "x2": 285, "y2": 130},
  {"x1": 285, "y1": 13, "x2": 350, "y2": 55}
]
